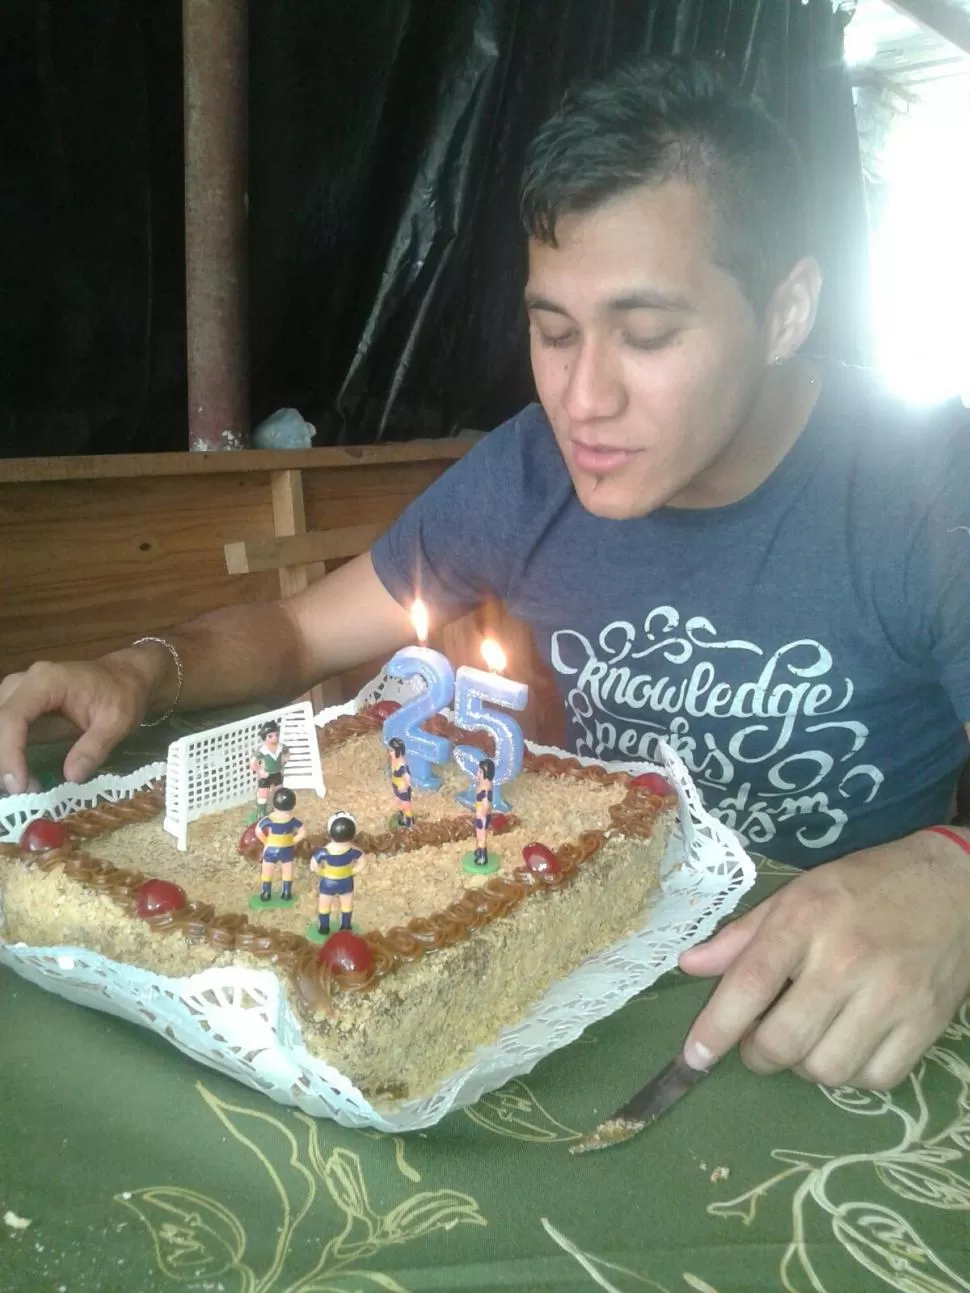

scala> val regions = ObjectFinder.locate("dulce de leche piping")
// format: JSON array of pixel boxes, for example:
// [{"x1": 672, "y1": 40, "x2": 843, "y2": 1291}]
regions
[{"x1": 7, "y1": 706, "x2": 674, "y2": 1004}]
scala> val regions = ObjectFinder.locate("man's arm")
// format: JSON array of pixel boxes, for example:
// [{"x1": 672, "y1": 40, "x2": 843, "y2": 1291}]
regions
[
  {"x1": 679, "y1": 721, "x2": 970, "y2": 1090},
  {"x1": 143, "y1": 551, "x2": 415, "y2": 712},
  {"x1": 0, "y1": 551, "x2": 415, "y2": 792}
]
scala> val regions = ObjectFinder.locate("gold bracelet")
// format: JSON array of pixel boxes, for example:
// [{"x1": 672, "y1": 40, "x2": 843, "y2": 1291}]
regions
[{"x1": 131, "y1": 636, "x2": 184, "y2": 728}]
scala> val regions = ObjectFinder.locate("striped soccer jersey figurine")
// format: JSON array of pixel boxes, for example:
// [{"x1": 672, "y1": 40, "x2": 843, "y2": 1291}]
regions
[
  {"x1": 388, "y1": 736, "x2": 414, "y2": 827},
  {"x1": 254, "y1": 786, "x2": 305, "y2": 902},
  {"x1": 311, "y1": 812, "x2": 365, "y2": 936},
  {"x1": 473, "y1": 757, "x2": 495, "y2": 867}
]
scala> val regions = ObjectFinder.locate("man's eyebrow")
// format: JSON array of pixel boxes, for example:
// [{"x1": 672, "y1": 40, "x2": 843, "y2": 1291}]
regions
[
  {"x1": 524, "y1": 289, "x2": 693, "y2": 314},
  {"x1": 524, "y1": 292, "x2": 569, "y2": 315},
  {"x1": 607, "y1": 289, "x2": 693, "y2": 312}
]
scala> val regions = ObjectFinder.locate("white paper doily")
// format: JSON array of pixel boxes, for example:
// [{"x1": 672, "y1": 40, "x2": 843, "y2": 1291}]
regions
[{"x1": 0, "y1": 674, "x2": 756, "y2": 1131}]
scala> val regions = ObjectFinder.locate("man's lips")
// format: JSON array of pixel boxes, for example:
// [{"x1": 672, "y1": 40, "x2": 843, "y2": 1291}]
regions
[{"x1": 569, "y1": 439, "x2": 640, "y2": 475}]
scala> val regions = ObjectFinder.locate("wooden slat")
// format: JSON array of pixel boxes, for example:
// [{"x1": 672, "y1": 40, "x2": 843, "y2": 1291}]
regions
[
  {"x1": 0, "y1": 439, "x2": 479, "y2": 485},
  {"x1": 225, "y1": 522, "x2": 385, "y2": 575},
  {"x1": 0, "y1": 473, "x2": 278, "y2": 675},
  {"x1": 269, "y1": 469, "x2": 331, "y2": 710},
  {"x1": 301, "y1": 460, "x2": 454, "y2": 532},
  {"x1": 270, "y1": 470, "x2": 309, "y2": 598}
]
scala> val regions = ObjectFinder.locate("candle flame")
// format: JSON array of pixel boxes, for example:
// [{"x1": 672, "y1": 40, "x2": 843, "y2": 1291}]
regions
[
  {"x1": 481, "y1": 638, "x2": 506, "y2": 673},
  {"x1": 411, "y1": 599, "x2": 430, "y2": 645}
]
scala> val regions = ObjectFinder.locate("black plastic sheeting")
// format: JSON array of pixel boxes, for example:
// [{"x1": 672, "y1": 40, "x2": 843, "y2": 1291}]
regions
[{"x1": 0, "y1": 0, "x2": 868, "y2": 456}]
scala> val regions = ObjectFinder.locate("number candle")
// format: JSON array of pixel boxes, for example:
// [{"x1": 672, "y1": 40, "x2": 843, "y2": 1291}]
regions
[
  {"x1": 453, "y1": 638, "x2": 527, "y2": 813},
  {"x1": 381, "y1": 600, "x2": 454, "y2": 790}
]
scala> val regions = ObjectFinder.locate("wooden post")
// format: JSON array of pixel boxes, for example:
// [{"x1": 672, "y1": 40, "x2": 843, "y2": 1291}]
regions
[
  {"x1": 270, "y1": 469, "x2": 335, "y2": 711},
  {"x1": 183, "y1": 0, "x2": 250, "y2": 450}
]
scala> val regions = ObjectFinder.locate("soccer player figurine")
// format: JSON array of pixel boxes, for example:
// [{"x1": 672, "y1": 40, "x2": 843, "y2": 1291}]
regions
[
  {"x1": 253, "y1": 786, "x2": 305, "y2": 903},
  {"x1": 249, "y1": 720, "x2": 290, "y2": 814},
  {"x1": 310, "y1": 812, "x2": 364, "y2": 937},
  {"x1": 470, "y1": 757, "x2": 496, "y2": 870},
  {"x1": 388, "y1": 736, "x2": 414, "y2": 828}
]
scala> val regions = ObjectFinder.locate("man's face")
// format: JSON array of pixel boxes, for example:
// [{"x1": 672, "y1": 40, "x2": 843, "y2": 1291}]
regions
[
  {"x1": 526, "y1": 180, "x2": 768, "y2": 519},
  {"x1": 265, "y1": 731, "x2": 279, "y2": 751}
]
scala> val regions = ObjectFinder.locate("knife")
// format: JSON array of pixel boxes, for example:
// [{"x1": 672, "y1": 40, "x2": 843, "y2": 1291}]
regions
[{"x1": 569, "y1": 1048, "x2": 710, "y2": 1154}]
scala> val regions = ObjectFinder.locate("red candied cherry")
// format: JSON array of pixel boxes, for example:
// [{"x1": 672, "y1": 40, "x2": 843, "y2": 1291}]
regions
[
  {"x1": 522, "y1": 842, "x2": 562, "y2": 877},
  {"x1": 19, "y1": 818, "x2": 69, "y2": 852},
  {"x1": 491, "y1": 812, "x2": 509, "y2": 832},
  {"x1": 317, "y1": 930, "x2": 374, "y2": 975},
  {"x1": 631, "y1": 772, "x2": 673, "y2": 797},
  {"x1": 135, "y1": 879, "x2": 188, "y2": 918},
  {"x1": 238, "y1": 822, "x2": 261, "y2": 855},
  {"x1": 369, "y1": 700, "x2": 400, "y2": 721}
]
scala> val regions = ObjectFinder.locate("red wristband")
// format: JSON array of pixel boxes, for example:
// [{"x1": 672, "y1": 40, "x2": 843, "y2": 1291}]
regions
[{"x1": 923, "y1": 826, "x2": 970, "y2": 857}]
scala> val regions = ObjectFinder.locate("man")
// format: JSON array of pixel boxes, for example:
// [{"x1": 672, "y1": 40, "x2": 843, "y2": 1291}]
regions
[{"x1": 1, "y1": 57, "x2": 968, "y2": 1092}]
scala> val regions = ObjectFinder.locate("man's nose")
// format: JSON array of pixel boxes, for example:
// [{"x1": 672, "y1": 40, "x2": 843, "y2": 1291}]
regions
[{"x1": 561, "y1": 338, "x2": 626, "y2": 422}]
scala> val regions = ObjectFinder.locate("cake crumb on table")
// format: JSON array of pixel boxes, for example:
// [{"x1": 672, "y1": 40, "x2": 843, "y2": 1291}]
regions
[
  {"x1": 4, "y1": 1210, "x2": 32, "y2": 1230},
  {"x1": 709, "y1": 1165, "x2": 731, "y2": 1183}
]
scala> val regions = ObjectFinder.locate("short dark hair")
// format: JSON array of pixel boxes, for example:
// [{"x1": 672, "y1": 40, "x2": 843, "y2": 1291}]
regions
[
  {"x1": 520, "y1": 56, "x2": 811, "y2": 312},
  {"x1": 328, "y1": 813, "x2": 358, "y2": 843},
  {"x1": 272, "y1": 786, "x2": 296, "y2": 812},
  {"x1": 259, "y1": 720, "x2": 281, "y2": 739}
]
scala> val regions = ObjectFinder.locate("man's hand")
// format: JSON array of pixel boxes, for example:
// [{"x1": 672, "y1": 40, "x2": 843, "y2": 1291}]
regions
[
  {"x1": 679, "y1": 830, "x2": 970, "y2": 1090},
  {"x1": 0, "y1": 648, "x2": 165, "y2": 792}
]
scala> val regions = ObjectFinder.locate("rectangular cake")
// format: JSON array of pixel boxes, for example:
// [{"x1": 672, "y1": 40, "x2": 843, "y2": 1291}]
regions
[{"x1": 0, "y1": 707, "x2": 676, "y2": 1103}]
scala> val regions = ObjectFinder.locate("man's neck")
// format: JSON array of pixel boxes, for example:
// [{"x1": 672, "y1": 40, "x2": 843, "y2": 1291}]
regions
[{"x1": 669, "y1": 356, "x2": 821, "y2": 510}]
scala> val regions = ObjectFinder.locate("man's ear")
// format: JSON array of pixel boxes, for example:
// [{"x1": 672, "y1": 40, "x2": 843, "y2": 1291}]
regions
[{"x1": 763, "y1": 257, "x2": 822, "y2": 364}]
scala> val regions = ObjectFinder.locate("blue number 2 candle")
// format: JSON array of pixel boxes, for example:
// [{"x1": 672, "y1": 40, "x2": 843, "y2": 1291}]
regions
[
  {"x1": 382, "y1": 602, "x2": 455, "y2": 790},
  {"x1": 453, "y1": 639, "x2": 527, "y2": 813}
]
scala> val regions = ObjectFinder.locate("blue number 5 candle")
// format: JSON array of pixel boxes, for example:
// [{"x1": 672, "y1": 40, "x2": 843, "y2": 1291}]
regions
[
  {"x1": 453, "y1": 639, "x2": 527, "y2": 812},
  {"x1": 382, "y1": 602, "x2": 455, "y2": 790}
]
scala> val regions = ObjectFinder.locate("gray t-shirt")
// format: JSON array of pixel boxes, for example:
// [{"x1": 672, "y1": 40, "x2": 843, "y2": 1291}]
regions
[{"x1": 372, "y1": 363, "x2": 970, "y2": 867}]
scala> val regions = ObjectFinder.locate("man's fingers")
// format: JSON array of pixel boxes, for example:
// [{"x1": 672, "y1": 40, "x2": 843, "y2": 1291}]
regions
[
  {"x1": 849, "y1": 1025, "x2": 930, "y2": 1093},
  {"x1": 63, "y1": 713, "x2": 132, "y2": 784},
  {"x1": 679, "y1": 899, "x2": 774, "y2": 978},
  {"x1": 682, "y1": 919, "x2": 804, "y2": 1070},
  {"x1": 24, "y1": 714, "x2": 83, "y2": 745},
  {"x1": 0, "y1": 710, "x2": 32, "y2": 796},
  {"x1": 0, "y1": 665, "x2": 72, "y2": 792},
  {"x1": 1, "y1": 658, "x2": 148, "y2": 791},
  {"x1": 0, "y1": 672, "x2": 34, "y2": 792},
  {"x1": 788, "y1": 992, "x2": 897, "y2": 1090},
  {"x1": 794, "y1": 989, "x2": 945, "y2": 1092},
  {"x1": 738, "y1": 975, "x2": 848, "y2": 1076}
]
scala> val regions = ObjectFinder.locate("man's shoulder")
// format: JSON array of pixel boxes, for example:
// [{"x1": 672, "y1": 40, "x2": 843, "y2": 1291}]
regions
[
  {"x1": 822, "y1": 362, "x2": 968, "y2": 464},
  {"x1": 818, "y1": 362, "x2": 969, "y2": 502},
  {"x1": 462, "y1": 403, "x2": 560, "y2": 470}
]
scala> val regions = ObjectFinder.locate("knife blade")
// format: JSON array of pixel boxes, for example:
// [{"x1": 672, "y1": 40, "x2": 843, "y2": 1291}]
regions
[{"x1": 569, "y1": 1049, "x2": 709, "y2": 1154}]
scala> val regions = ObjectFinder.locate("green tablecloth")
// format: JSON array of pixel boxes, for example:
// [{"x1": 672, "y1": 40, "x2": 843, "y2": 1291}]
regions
[{"x1": 2, "y1": 723, "x2": 970, "y2": 1292}]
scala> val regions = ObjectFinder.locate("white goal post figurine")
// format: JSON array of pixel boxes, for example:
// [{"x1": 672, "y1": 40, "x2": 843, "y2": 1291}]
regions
[{"x1": 164, "y1": 701, "x2": 326, "y2": 851}]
